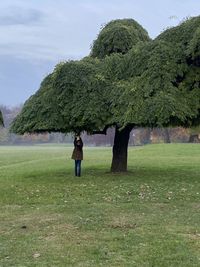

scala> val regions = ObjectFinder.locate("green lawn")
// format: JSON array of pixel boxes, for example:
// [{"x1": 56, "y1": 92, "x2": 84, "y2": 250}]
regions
[{"x1": 0, "y1": 144, "x2": 200, "y2": 267}]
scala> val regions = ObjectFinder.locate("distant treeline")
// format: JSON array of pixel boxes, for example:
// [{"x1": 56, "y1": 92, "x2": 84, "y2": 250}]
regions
[{"x1": 0, "y1": 105, "x2": 199, "y2": 145}]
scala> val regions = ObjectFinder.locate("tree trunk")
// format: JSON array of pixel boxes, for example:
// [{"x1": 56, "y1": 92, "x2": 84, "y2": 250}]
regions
[
  {"x1": 188, "y1": 134, "x2": 200, "y2": 143},
  {"x1": 163, "y1": 128, "x2": 171, "y2": 143},
  {"x1": 111, "y1": 125, "x2": 132, "y2": 172},
  {"x1": 143, "y1": 128, "x2": 151, "y2": 144}
]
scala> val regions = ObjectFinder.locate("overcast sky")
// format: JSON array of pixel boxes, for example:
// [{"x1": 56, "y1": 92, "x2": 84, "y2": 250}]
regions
[{"x1": 0, "y1": 0, "x2": 200, "y2": 107}]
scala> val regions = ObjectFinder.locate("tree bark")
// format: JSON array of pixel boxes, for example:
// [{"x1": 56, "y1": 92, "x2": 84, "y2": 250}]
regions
[
  {"x1": 142, "y1": 128, "x2": 151, "y2": 144},
  {"x1": 163, "y1": 128, "x2": 171, "y2": 143},
  {"x1": 188, "y1": 134, "x2": 200, "y2": 143},
  {"x1": 111, "y1": 125, "x2": 133, "y2": 172}
]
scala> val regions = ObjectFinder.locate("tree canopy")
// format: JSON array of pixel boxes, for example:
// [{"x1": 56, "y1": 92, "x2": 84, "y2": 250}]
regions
[
  {"x1": 91, "y1": 19, "x2": 150, "y2": 58},
  {"x1": 12, "y1": 18, "x2": 151, "y2": 135},
  {"x1": 124, "y1": 16, "x2": 200, "y2": 127},
  {"x1": 99, "y1": 16, "x2": 200, "y2": 128},
  {"x1": 11, "y1": 16, "x2": 200, "y2": 172},
  {"x1": 11, "y1": 58, "x2": 113, "y2": 134}
]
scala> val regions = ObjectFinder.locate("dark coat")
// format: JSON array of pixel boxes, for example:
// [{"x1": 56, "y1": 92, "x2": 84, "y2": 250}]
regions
[{"x1": 71, "y1": 138, "x2": 83, "y2": 160}]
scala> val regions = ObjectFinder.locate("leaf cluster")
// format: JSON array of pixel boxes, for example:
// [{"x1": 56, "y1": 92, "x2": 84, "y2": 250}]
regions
[
  {"x1": 106, "y1": 16, "x2": 200, "y2": 127},
  {"x1": 11, "y1": 58, "x2": 113, "y2": 134},
  {"x1": 91, "y1": 19, "x2": 150, "y2": 59}
]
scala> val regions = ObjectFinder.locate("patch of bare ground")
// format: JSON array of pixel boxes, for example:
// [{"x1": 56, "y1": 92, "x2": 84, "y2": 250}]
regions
[{"x1": 109, "y1": 216, "x2": 137, "y2": 230}]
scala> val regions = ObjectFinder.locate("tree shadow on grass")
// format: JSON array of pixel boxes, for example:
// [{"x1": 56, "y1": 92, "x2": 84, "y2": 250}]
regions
[{"x1": 23, "y1": 163, "x2": 199, "y2": 185}]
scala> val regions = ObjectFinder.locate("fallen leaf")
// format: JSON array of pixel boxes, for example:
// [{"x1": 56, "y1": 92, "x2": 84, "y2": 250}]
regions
[{"x1": 33, "y1": 253, "x2": 40, "y2": 258}]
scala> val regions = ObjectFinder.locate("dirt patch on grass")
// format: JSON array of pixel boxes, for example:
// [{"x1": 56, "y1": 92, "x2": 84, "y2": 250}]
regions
[
  {"x1": 16, "y1": 212, "x2": 62, "y2": 225},
  {"x1": 108, "y1": 216, "x2": 137, "y2": 230},
  {"x1": 43, "y1": 225, "x2": 77, "y2": 243},
  {"x1": 192, "y1": 203, "x2": 200, "y2": 210},
  {"x1": 181, "y1": 233, "x2": 200, "y2": 240},
  {"x1": 154, "y1": 203, "x2": 169, "y2": 209}
]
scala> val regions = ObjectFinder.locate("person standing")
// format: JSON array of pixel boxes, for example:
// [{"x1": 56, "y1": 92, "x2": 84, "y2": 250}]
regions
[{"x1": 71, "y1": 134, "x2": 83, "y2": 177}]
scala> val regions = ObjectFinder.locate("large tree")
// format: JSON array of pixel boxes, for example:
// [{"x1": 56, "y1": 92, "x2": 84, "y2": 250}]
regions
[{"x1": 11, "y1": 17, "x2": 200, "y2": 172}]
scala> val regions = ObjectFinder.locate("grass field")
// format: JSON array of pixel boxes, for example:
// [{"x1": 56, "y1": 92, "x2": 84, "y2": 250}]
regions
[{"x1": 0, "y1": 144, "x2": 200, "y2": 267}]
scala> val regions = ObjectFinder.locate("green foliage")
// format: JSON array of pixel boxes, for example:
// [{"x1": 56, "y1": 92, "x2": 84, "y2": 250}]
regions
[
  {"x1": 189, "y1": 125, "x2": 200, "y2": 134},
  {"x1": 91, "y1": 19, "x2": 150, "y2": 59},
  {"x1": 11, "y1": 58, "x2": 112, "y2": 134},
  {"x1": 187, "y1": 28, "x2": 200, "y2": 60},
  {"x1": 157, "y1": 16, "x2": 200, "y2": 45},
  {"x1": 11, "y1": 74, "x2": 62, "y2": 134},
  {"x1": 111, "y1": 16, "x2": 200, "y2": 127},
  {"x1": 52, "y1": 58, "x2": 113, "y2": 133},
  {"x1": 11, "y1": 16, "x2": 200, "y2": 135}
]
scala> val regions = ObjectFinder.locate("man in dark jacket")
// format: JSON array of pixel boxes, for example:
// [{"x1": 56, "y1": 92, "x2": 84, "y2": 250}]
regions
[{"x1": 71, "y1": 135, "x2": 83, "y2": 176}]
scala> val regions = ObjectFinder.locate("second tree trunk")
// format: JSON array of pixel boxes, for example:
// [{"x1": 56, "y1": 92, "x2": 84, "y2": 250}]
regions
[{"x1": 111, "y1": 125, "x2": 132, "y2": 172}]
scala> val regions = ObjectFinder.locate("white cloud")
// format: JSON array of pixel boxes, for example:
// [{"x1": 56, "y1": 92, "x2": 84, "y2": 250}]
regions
[
  {"x1": 0, "y1": 6, "x2": 43, "y2": 26},
  {"x1": 0, "y1": 0, "x2": 198, "y2": 61},
  {"x1": 0, "y1": 0, "x2": 200, "y2": 105}
]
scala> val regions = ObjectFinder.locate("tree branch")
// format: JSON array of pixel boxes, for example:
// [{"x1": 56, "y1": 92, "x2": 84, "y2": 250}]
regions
[{"x1": 92, "y1": 125, "x2": 110, "y2": 135}]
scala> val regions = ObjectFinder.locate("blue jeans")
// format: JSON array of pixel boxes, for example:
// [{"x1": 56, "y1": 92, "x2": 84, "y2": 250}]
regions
[{"x1": 75, "y1": 160, "x2": 81, "y2": 176}]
